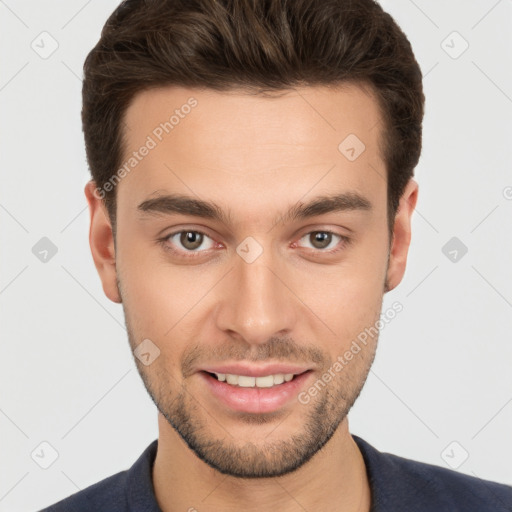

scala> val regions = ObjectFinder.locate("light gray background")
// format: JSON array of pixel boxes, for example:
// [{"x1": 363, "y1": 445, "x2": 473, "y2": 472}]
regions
[{"x1": 1, "y1": 1, "x2": 511, "y2": 510}]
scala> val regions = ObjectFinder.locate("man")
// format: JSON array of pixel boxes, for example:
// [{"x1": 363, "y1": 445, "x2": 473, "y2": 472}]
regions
[{"x1": 41, "y1": 0, "x2": 512, "y2": 510}]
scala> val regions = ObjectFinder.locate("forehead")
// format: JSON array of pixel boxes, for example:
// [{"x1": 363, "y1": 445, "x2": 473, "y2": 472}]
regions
[{"x1": 118, "y1": 84, "x2": 386, "y2": 218}]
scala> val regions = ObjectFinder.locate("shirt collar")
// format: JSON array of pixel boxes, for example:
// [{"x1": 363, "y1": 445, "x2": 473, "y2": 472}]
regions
[{"x1": 125, "y1": 435, "x2": 433, "y2": 512}]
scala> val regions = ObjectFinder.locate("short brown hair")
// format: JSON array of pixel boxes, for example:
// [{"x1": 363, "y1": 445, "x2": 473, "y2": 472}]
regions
[{"x1": 82, "y1": 0, "x2": 424, "y2": 236}]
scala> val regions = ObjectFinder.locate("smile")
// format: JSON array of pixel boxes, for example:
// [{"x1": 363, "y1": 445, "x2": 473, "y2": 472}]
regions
[
  {"x1": 210, "y1": 372, "x2": 296, "y2": 388},
  {"x1": 199, "y1": 369, "x2": 313, "y2": 414}
]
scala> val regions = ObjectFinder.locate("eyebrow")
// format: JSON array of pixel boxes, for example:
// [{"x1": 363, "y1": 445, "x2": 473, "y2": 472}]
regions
[{"x1": 137, "y1": 191, "x2": 372, "y2": 226}]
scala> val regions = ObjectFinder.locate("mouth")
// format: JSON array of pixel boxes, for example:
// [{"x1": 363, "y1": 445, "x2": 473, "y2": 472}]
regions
[
  {"x1": 203, "y1": 370, "x2": 304, "y2": 388},
  {"x1": 198, "y1": 369, "x2": 314, "y2": 414}
]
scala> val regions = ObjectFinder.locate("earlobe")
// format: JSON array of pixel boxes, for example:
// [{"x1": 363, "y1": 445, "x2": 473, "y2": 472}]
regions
[
  {"x1": 385, "y1": 178, "x2": 419, "y2": 293},
  {"x1": 84, "y1": 181, "x2": 122, "y2": 304}
]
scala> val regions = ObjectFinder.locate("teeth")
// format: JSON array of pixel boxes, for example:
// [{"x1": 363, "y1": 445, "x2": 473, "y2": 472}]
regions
[
  {"x1": 255, "y1": 375, "x2": 274, "y2": 388},
  {"x1": 238, "y1": 375, "x2": 255, "y2": 387},
  {"x1": 226, "y1": 374, "x2": 238, "y2": 385},
  {"x1": 273, "y1": 374, "x2": 284, "y2": 385},
  {"x1": 213, "y1": 372, "x2": 296, "y2": 387}
]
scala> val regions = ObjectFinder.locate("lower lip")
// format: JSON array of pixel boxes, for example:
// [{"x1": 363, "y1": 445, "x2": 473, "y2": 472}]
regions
[{"x1": 199, "y1": 371, "x2": 313, "y2": 414}]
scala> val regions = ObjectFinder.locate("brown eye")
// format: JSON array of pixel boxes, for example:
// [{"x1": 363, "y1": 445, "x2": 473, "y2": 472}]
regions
[
  {"x1": 180, "y1": 231, "x2": 204, "y2": 250},
  {"x1": 163, "y1": 230, "x2": 215, "y2": 255},
  {"x1": 309, "y1": 232, "x2": 332, "y2": 249},
  {"x1": 296, "y1": 230, "x2": 349, "y2": 254}
]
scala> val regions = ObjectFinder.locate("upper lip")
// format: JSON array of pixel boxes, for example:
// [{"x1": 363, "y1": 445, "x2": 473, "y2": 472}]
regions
[{"x1": 200, "y1": 363, "x2": 312, "y2": 377}]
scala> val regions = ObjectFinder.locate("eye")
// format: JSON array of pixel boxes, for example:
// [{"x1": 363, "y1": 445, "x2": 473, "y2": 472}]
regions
[
  {"x1": 296, "y1": 230, "x2": 350, "y2": 253},
  {"x1": 158, "y1": 228, "x2": 351, "y2": 259},
  {"x1": 161, "y1": 230, "x2": 216, "y2": 255}
]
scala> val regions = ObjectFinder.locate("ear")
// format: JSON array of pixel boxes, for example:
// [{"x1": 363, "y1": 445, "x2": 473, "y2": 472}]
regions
[
  {"x1": 84, "y1": 181, "x2": 122, "y2": 303},
  {"x1": 385, "y1": 178, "x2": 419, "y2": 293}
]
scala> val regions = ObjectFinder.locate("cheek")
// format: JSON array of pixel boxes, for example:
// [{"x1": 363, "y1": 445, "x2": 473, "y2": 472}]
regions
[
  {"x1": 116, "y1": 238, "x2": 176, "y2": 335},
  {"x1": 303, "y1": 227, "x2": 388, "y2": 300},
  {"x1": 301, "y1": 272, "x2": 384, "y2": 347},
  {"x1": 117, "y1": 237, "x2": 219, "y2": 361},
  {"x1": 293, "y1": 241, "x2": 387, "y2": 350}
]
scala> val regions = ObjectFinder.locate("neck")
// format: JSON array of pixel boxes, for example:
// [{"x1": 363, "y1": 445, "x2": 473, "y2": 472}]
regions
[{"x1": 153, "y1": 415, "x2": 371, "y2": 512}]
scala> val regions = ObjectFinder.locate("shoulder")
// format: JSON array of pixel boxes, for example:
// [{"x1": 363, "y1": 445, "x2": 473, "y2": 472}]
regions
[
  {"x1": 38, "y1": 470, "x2": 129, "y2": 511},
  {"x1": 37, "y1": 440, "x2": 159, "y2": 512},
  {"x1": 352, "y1": 435, "x2": 512, "y2": 511}
]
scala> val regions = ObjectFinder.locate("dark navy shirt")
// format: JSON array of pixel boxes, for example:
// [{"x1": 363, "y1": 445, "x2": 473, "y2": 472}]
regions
[{"x1": 39, "y1": 435, "x2": 512, "y2": 511}]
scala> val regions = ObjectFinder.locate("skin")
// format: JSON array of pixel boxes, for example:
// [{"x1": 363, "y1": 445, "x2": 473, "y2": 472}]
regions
[{"x1": 85, "y1": 83, "x2": 418, "y2": 511}]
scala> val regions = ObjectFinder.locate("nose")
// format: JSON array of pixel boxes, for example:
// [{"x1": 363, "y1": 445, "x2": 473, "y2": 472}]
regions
[{"x1": 214, "y1": 245, "x2": 298, "y2": 346}]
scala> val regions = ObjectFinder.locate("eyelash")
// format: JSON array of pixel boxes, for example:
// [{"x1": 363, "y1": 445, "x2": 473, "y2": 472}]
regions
[{"x1": 157, "y1": 229, "x2": 351, "y2": 259}]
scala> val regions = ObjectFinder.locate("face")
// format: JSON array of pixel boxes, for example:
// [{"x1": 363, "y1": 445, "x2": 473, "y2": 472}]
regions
[{"x1": 86, "y1": 83, "x2": 417, "y2": 478}]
